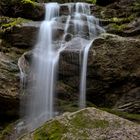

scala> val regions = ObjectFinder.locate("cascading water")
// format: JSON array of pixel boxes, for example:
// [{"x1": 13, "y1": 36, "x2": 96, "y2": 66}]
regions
[
  {"x1": 24, "y1": 3, "x2": 60, "y2": 130},
  {"x1": 71, "y1": 3, "x2": 105, "y2": 108},
  {"x1": 19, "y1": 2, "x2": 105, "y2": 132}
]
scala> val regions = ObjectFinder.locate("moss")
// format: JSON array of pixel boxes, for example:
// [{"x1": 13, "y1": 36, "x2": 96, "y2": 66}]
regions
[
  {"x1": 110, "y1": 15, "x2": 134, "y2": 24},
  {"x1": 21, "y1": 0, "x2": 37, "y2": 6},
  {"x1": 2, "y1": 18, "x2": 26, "y2": 28},
  {"x1": 132, "y1": 2, "x2": 140, "y2": 12},
  {"x1": 111, "y1": 15, "x2": 134, "y2": 23},
  {"x1": 33, "y1": 109, "x2": 110, "y2": 140},
  {"x1": 110, "y1": 23, "x2": 127, "y2": 31},
  {"x1": 86, "y1": 0, "x2": 96, "y2": 4},
  {"x1": 71, "y1": 111, "x2": 109, "y2": 129},
  {"x1": 0, "y1": 124, "x2": 13, "y2": 140},
  {"x1": 33, "y1": 120, "x2": 67, "y2": 140},
  {"x1": 101, "y1": 108, "x2": 140, "y2": 123},
  {"x1": 57, "y1": 99, "x2": 79, "y2": 113},
  {"x1": 0, "y1": 17, "x2": 30, "y2": 34}
]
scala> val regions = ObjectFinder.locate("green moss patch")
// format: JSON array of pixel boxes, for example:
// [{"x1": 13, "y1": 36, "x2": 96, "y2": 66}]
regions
[
  {"x1": 86, "y1": 0, "x2": 96, "y2": 4},
  {"x1": 110, "y1": 23, "x2": 127, "y2": 31},
  {"x1": 33, "y1": 120, "x2": 67, "y2": 140},
  {"x1": 132, "y1": 1, "x2": 140, "y2": 12},
  {"x1": 110, "y1": 16, "x2": 135, "y2": 24},
  {"x1": 21, "y1": 0, "x2": 37, "y2": 6},
  {"x1": 70, "y1": 111, "x2": 109, "y2": 129},
  {"x1": 0, "y1": 17, "x2": 30, "y2": 34}
]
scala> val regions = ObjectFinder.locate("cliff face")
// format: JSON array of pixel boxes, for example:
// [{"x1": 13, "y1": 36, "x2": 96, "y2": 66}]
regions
[
  {"x1": 59, "y1": 34, "x2": 140, "y2": 113},
  {"x1": 0, "y1": 0, "x2": 140, "y2": 137}
]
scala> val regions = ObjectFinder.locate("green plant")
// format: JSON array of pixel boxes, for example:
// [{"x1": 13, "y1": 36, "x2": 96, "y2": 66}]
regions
[{"x1": 86, "y1": 0, "x2": 96, "y2": 4}]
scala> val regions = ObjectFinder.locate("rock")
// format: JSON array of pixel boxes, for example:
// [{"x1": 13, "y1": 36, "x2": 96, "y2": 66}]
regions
[
  {"x1": 96, "y1": 0, "x2": 116, "y2": 6},
  {"x1": 0, "y1": 16, "x2": 41, "y2": 47},
  {"x1": 1, "y1": 21, "x2": 40, "y2": 48},
  {"x1": 19, "y1": 107, "x2": 140, "y2": 140},
  {"x1": 0, "y1": 0, "x2": 45, "y2": 20},
  {"x1": 1, "y1": 18, "x2": 65, "y2": 48},
  {"x1": 18, "y1": 33, "x2": 140, "y2": 114},
  {"x1": 59, "y1": 33, "x2": 140, "y2": 113},
  {"x1": 105, "y1": 20, "x2": 140, "y2": 37},
  {"x1": 115, "y1": 87, "x2": 140, "y2": 113},
  {"x1": 87, "y1": 33, "x2": 140, "y2": 111},
  {"x1": 91, "y1": 0, "x2": 140, "y2": 38},
  {"x1": 0, "y1": 39, "x2": 26, "y2": 120}
]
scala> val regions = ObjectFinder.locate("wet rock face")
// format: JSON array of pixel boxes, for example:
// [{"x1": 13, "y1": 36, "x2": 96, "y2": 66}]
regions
[
  {"x1": 1, "y1": 20, "x2": 65, "y2": 48},
  {"x1": 87, "y1": 34, "x2": 140, "y2": 110},
  {"x1": 0, "y1": 39, "x2": 25, "y2": 120},
  {"x1": 58, "y1": 34, "x2": 140, "y2": 113},
  {"x1": 2, "y1": 22, "x2": 40, "y2": 48},
  {"x1": 115, "y1": 87, "x2": 140, "y2": 113},
  {"x1": 18, "y1": 33, "x2": 140, "y2": 114}
]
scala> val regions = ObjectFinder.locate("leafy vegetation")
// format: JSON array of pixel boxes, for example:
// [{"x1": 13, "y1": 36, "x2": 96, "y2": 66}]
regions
[
  {"x1": 86, "y1": 0, "x2": 96, "y2": 4},
  {"x1": 21, "y1": 0, "x2": 36, "y2": 5}
]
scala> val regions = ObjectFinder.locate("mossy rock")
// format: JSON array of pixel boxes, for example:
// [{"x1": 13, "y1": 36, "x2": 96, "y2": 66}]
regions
[
  {"x1": 20, "y1": 107, "x2": 140, "y2": 140},
  {"x1": 0, "y1": 16, "x2": 31, "y2": 35},
  {"x1": 101, "y1": 108, "x2": 140, "y2": 123},
  {"x1": 0, "y1": 124, "x2": 13, "y2": 140},
  {"x1": 0, "y1": 0, "x2": 45, "y2": 20}
]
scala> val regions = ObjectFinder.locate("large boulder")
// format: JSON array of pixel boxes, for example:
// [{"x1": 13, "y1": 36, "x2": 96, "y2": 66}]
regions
[{"x1": 19, "y1": 107, "x2": 140, "y2": 140}]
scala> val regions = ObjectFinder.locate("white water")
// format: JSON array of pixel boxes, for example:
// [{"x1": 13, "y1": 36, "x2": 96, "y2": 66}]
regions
[
  {"x1": 73, "y1": 3, "x2": 105, "y2": 108},
  {"x1": 25, "y1": 3, "x2": 60, "y2": 130},
  {"x1": 80, "y1": 40, "x2": 94, "y2": 108},
  {"x1": 19, "y1": 2, "x2": 105, "y2": 131}
]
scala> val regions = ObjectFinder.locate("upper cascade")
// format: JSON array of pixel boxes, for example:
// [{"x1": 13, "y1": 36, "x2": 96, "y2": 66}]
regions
[{"x1": 45, "y1": 3, "x2": 60, "y2": 21}]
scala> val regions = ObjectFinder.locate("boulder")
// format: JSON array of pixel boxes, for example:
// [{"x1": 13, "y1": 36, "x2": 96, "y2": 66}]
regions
[{"x1": 19, "y1": 107, "x2": 140, "y2": 140}]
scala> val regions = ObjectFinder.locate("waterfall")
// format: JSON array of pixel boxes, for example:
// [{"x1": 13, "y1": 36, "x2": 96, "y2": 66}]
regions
[
  {"x1": 73, "y1": 3, "x2": 105, "y2": 109},
  {"x1": 24, "y1": 3, "x2": 60, "y2": 130},
  {"x1": 19, "y1": 2, "x2": 105, "y2": 132}
]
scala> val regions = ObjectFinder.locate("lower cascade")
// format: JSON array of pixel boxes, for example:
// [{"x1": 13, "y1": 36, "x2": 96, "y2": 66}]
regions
[{"x1": 19, "y1": 2, "x2": 105, "y2": 131}]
